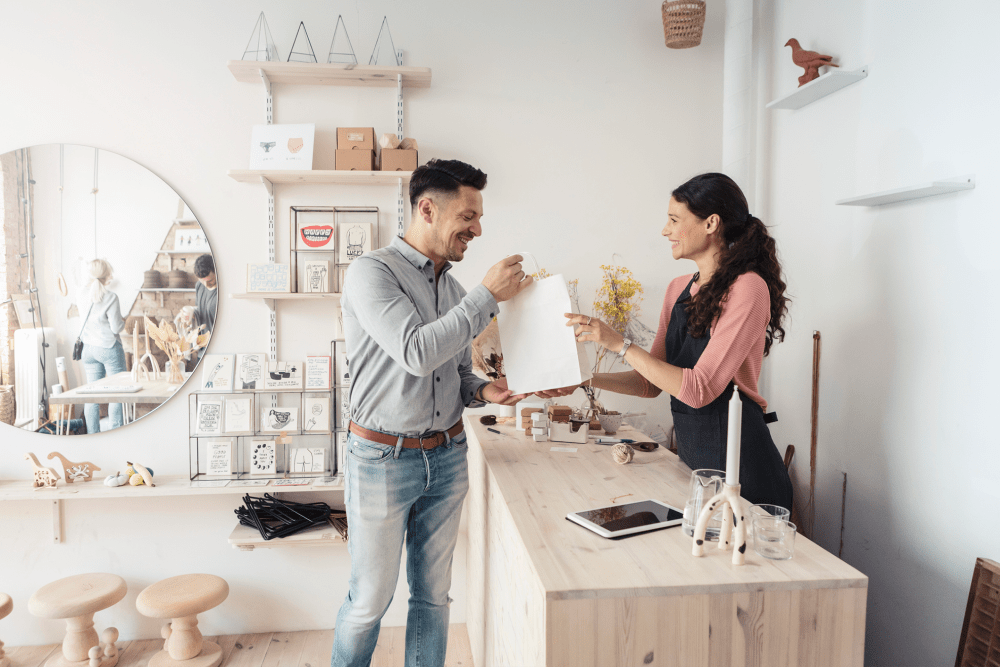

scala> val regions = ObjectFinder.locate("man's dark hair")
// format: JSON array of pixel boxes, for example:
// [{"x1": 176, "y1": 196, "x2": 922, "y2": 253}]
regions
[
  {"x1": 194, "y1": 254, "x2": 215, "y2": 278},
  {"x1": 408, "y1": 158, "x2": 487, "y2": 208}
]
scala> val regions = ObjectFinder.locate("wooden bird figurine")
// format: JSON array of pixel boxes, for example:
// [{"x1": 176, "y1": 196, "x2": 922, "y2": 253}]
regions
[
  {"x1": 785, "y1": 38, "x2": 838, "y2": 86},
  {"x1": 47, "y1": 452, "x2": 102, "y2": 483}
]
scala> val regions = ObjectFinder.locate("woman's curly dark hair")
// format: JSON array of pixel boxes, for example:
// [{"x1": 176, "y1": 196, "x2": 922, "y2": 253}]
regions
[{"x1": 671, "y1": 173, "x2": 789, "y2": 355}]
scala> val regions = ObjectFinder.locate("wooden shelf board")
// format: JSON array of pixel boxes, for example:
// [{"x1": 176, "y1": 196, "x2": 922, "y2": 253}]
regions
[
  {"x1": 156, "y1": 250, "x2": 208, "y2": 255},
  {"x1": 229, "y1": 518, "x2": 347, "y2": 551},
  {"x1": 836, "y1": 175, "x2": 975, "y2": 206},
  {"x1": 138, "y1": 288, "x2": 195, "y2": 292},
  {"x1": 766, "y1": 67, "x2": 868, "y2": 110},
  {"x1": 0, "y1": 474, "x2": 342, "y2": 502},
  {"x1": 227, "y1": 60, "x2": 431, "y2": 88},
  {"x1": 230, "y1": 292, "x2": 342, "y2": 300},
  {"x1": 228, "y1": 169, "x2": 411, "y2": 185}
]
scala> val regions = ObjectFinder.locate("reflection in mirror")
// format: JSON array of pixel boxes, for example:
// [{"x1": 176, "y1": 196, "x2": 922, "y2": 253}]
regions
[{"x1": 0, "y1": 145, "x2": 217, "y2": 435}]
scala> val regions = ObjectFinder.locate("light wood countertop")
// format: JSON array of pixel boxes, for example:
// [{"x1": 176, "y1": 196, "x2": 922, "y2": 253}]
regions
[{"x1": 466, "y1": 419, "x2": 866, "y2": 601}]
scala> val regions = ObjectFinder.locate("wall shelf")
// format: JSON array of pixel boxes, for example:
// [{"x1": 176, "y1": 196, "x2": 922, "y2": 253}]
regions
[
  {"x1": 766, "y1": 67, "x2": 868, "y2": 110},
  {"x1": 156, "y1": 250, "x2": 208, "y2": 256},
  {"x1": 227, "y1": 60, "x2": 432, "y2": 88},
  {"x1": 230, "y1": 292, "x2": 341, "y2": 300},
  {"x1": 228, "y1": 169, "x2": 411, "y2": 186},
  {"x1": 835, "y1": 175, "x2": 975, "y2": 206},
  {"x1": 229, "y1": 518, "x2": 347, "y2": 551},
  {"x1": 138, "y1": 288, "x2": 195, "y2": 292}
]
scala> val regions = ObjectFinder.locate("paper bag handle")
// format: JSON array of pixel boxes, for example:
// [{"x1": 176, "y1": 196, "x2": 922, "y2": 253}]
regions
[{"x1": 509, "y1": 251, "x2": 541, "y2": 277}]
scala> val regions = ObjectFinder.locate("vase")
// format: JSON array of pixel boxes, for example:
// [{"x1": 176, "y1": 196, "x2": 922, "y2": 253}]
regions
[{"x1": 165, "y1": 360, "x2": 184, "y2": 384}]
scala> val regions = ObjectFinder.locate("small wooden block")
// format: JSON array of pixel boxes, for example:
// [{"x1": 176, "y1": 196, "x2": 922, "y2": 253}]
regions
[{"x1": 521, "y1": 408, "x2": 543, "y2": 417}]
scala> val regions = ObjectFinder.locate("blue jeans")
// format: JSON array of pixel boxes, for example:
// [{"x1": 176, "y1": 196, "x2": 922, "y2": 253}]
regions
[
  {"x1": 81, "y1": 340, "x2": 127, "y2": 434},
  {"x1": 331, "y1": 429, "x2": 470, "y2": 667}
]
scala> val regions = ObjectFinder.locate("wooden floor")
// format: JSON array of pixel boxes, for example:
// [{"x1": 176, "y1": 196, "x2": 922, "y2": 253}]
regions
[{"x1": 2, "y1": 624, "x2": 474, "y2": 667}]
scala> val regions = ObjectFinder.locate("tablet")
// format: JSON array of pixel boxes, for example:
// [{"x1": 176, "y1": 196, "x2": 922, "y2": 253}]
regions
[{"x1": 566, "y1": 499, "x2": 684, "y2": 539}]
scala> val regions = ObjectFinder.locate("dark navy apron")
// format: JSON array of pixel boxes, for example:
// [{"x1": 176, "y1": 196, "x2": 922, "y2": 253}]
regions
[{"x1": 666, "y1": 276, "x2": 793, "y2": 509}]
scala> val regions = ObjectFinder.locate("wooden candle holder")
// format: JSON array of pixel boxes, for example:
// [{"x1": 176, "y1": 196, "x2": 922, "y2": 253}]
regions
[{"x1": 691, "y1": 482, "x2": 748, "y2": 566}]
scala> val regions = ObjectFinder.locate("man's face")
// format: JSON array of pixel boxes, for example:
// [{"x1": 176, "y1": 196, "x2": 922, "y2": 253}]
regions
[
  {"x1": 198, "y1": 271, "x2": 217, "y2": 289},
  {"x1": 429, "y1": 186, "x2": 483, "y2": 262}
]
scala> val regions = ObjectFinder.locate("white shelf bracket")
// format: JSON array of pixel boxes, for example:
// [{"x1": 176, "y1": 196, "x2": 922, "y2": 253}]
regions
[
  {"x1": 397, "y1": 177, "x2": 405, "y2": 237},
  {"x1": 52, "y1": 499, "x2": 62, "y2": 543},
  {"x1": 396, "y1": 72, "x2": 404, "y2": 141},
  {"x1": 259, "y1": 69, "x2": 273, "y2": 124}
]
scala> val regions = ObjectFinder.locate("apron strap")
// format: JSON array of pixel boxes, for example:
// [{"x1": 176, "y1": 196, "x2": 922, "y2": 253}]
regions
[{"x1": 764, "y1": 411, "x2": 778, "y2": 424}]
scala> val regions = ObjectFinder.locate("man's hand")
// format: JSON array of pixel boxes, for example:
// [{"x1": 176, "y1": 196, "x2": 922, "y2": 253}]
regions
[
  {"x1": 534, "y1": 383, "x2": 581, "y2": 399},
  {"x1": 482, "y1": 255, "x2": 533, "y2": 302},
  {"x1": 482, "y1": 377, "x2": 529, "y2": 406}
]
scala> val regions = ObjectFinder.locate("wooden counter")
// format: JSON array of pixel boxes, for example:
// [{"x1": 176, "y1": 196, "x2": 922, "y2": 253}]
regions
[{"x1": 464, "y1": 419, "x2": 867, "y2": 667}]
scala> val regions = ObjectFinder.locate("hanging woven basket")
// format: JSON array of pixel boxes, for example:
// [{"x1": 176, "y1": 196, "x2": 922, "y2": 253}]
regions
[{"x1": 662, "y1": 0, "x2": 707, "y2": 49}]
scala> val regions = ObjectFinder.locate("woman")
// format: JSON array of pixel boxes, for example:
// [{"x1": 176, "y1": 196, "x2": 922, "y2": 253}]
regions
[
  {"x1": 78, "y1": 258, "x2": 127, "y2": 434},
  {"x1": 559, "y1": 173, "x2": 792, "y2": 509}
]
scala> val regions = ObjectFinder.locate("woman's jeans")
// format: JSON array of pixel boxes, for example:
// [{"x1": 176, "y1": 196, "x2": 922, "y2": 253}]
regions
[
  {"x1": 330, "y1": 429, "x2": 470, "y2": 667},
  {"x1": 81, "y1": 339, "x2": 127, "y2": 433}
]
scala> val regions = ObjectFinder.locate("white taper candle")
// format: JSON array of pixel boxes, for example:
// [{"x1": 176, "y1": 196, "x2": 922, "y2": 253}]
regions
[{"x1": 726, "y1": 384, "x2": 742, "y2": 486}]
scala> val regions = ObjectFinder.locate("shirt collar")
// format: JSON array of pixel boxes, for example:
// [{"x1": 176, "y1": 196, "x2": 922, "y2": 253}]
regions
[{"x1": 391, "y1": 236, "x2": 453, "y2": 275}]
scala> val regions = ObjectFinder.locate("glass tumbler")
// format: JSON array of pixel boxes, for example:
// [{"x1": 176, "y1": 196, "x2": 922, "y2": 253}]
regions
[
  {"x1": 747, "y1": 503, "x2": 791, "y2": 544},
  {"x1": 682, "y1": 468, "x2": 726, "y2": 540},
  {"x1": 752, "y1": 517, "x2": 796, "y2": 560}
]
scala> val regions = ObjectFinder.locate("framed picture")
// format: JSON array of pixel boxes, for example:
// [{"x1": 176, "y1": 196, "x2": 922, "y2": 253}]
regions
[
  {"x1": 10, "y1": 293, "x2": 42, "y2": 329},
  {"x1": 235, "y1": 353, "x2": 267, "y2": 390},
  {"x1": 303, "y1": 260, "x2": 330, "y2": 293},
  {"x1": 262, "y1": 361, "x2": 304, "y2": 391},
  {"x1": 260, "y1": 406, "x2": 299, "y2": 433},
  {"x1": 303, "y1": 395, "x2": 331, "y2": 432},
  {"x1": 338, "y1": 266, "x2": 349, "y2": 293},
  {"x1": 336, "y1": 430, "x2": 348, "y2": 474},
  {"x1": 337, "y1": 387, "x2": 351, "y2": 429},
  {"x1": 249, "y1": 123, "x2": 315, "y2": 170},
  {"x1": 292, "y1": 206, "x2": 336, "y2": 251},
  {"x1": 200, "y1": 355, "x2": 235, "y2": 392},
  {"x1": 305, "y1": 356, "x2": 331, "y2": 390},
  {"x1": 290, "y1": 447, "x2": 326, "y2": 474},
  {"x1": 249, "y1": 439, "x2": 277, "y2": 475},
  {"x1": 224, "y1": 396, "x2": 252, "y2": 434},
  {"x1": 196, "y1": 398, "x2": 223, "y2": 435},
  {"x1": 206, "y1": 440, "x2": 233, "y2": 476},
  {"x1": 338, "y1": 221, "x2": 372, "y2": 264},
  {"x1": 247, "y1": 263, "x2": 291, "y2": 293},
  {"x1": 335, "y1": 348, "x2": 350, "y2": 386}
]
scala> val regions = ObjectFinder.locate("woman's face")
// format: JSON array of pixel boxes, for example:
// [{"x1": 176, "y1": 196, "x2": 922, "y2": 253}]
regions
[{"x1": 662, "y1": 197, "x2": 716, "y2": 261}]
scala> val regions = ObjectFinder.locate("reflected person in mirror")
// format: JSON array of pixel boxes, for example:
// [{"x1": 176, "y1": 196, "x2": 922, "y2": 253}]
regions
[
  {"x1": 333, "y1": 159, "x2": 533, "y2": 667},
  {"x1": 78, "y1": 258, "x2": 126, "y2": 434},
  {"x1": 192, "y1": 254, "x2": 217, "y2": 336}
]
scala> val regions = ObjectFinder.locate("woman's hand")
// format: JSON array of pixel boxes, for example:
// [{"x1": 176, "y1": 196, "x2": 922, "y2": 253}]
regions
[
  {"x1": 535, "y1": 383, "x2": 580, "y2": 399},
  {"x1": 565, "y1": 313, "x2": 624, "y2": 352}
]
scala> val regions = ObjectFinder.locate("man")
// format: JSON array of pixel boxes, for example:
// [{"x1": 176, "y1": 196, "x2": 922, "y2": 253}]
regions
[{"x1": 333, "y1": 159, "x2": 531, "y2": 667}]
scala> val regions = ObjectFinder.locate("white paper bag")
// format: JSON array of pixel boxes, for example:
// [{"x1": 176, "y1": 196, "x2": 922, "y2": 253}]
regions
[{"x1": 497, "y1": 253, "x2": 592, "y2": 394}]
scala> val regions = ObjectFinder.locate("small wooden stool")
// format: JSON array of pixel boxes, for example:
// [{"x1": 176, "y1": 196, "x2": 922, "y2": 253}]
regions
[
  {"x1": 1, "y1": 592, "x2": 13, "y2": 667},
  {"x1": 136, "y1": 575, "x2": 229, "y2": 667},
  {"x1": 28, "y1": 574, "x2": 126, "y2": 667}
]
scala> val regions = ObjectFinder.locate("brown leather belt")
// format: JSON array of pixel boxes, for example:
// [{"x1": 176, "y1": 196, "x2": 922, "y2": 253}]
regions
[{"x1": 349, "y1": 420, "x2": 464, "y2": 450}]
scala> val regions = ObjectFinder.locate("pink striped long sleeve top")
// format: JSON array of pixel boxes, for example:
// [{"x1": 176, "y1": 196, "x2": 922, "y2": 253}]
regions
[{"x1": 642, "y1": 272, "x2": 771, "y2": 411}]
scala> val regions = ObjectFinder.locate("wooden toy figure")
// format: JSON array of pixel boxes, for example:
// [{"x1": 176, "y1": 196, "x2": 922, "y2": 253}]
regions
[
  {"x1": 785, "y1": 38, "x2": 838, "y2": 86},
  {"x1": 47, "y1": 452, "x2": 102, "y2": 483},
  {"x1": 24, "y1": 453, "x2": 60, "y2": 490}
]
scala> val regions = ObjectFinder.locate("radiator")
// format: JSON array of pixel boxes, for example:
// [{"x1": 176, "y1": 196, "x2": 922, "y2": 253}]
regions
[{"x1": 14, "y1": 327, "x2": 56, "y2": 430}]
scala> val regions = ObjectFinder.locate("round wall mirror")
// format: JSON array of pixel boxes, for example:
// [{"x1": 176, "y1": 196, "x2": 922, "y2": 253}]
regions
[{"x1": 0, "y1": 144, "x2": 217, "y2": 435}]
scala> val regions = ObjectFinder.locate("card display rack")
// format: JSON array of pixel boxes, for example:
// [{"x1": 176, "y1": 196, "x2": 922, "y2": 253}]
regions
[{"x1": 289, "y1": 206, "x2": 379, "y2": 294}]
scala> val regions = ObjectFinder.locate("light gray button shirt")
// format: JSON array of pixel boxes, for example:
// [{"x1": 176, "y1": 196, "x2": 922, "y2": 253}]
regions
[{"x1": 341, "y1": 237, "x2": 496, "y2": 437}]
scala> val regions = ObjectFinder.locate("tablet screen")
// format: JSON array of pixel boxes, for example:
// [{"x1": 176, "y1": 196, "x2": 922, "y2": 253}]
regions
[{"x1": 574, "y1": 500, "x2": 683, "y2": 532}]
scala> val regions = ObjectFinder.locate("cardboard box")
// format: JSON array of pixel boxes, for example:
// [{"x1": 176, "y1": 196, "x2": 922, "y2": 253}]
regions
[
  {"x1": 337, "y1": 127, "x2": 375, "y2": 150},
  {"x1": 335, "y1": 149, "x2": 374, "y2": 171},
  {"x1": 380, "y1": 148, "x2": 418, "y2": 172}
]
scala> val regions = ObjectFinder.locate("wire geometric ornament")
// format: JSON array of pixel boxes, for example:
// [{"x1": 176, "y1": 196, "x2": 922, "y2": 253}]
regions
[
  {"x1": 242, "y1": 12, "x2": 280, "y2": 62},
  {"x1": 327, "y1": 15, "x2": 357, "y2": 65},
  {"x1": 288, "y1": 21, "x2": 318, "y2": 63},
  {"x1": 369, "y1": 17, "x2": 401, "y2": 66}
]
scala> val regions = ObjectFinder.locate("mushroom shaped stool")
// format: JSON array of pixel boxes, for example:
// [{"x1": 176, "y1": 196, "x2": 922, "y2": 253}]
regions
[
  {"x1": 136, "y1": 575, "x2": 228, "y2": 667},
  {"x1": 28, "y1": 574, "x2": 127, "y2": 667},
  {"x1": 1, "y1": 592, "x2": 13, "y2": 667}
]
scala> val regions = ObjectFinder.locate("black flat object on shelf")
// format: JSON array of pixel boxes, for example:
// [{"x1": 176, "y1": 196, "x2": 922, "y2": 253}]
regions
[{"x1": 235, "y1": 493, "x2": 347, "y2": 541}]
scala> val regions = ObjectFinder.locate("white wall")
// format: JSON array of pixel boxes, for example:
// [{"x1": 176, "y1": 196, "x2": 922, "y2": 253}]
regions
[
  {"x1": 0, "y1": 0, "x2": 723, "y2": 645},
  {"x1": 759, "y1": 1, "x2": 1000, "y2": 665}
]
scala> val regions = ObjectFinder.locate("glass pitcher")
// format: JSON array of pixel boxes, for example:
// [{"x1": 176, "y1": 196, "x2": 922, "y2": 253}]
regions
[{"x1": 682, "y1": 468, "x2": 725, "y2": 540}]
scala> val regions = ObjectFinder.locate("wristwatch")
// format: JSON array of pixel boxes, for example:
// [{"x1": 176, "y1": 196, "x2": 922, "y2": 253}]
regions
[{"x1": 618, "y1": 338, "x2": 632, "y2": 360}]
